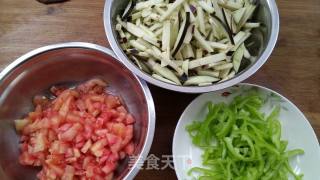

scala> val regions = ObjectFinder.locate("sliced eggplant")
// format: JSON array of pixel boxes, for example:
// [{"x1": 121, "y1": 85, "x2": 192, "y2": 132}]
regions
[
  {"x1": 160, "y1": 0, "x2": 186, "y2": 21},
  {"x1": 183, "y1": 24, "x2": 194, "y2": 44},
  {"x1": 116, "y1": 0, "x2": 262, "y2": 86},
  {"x1": 194, "y1": 28, "x2": 214, "y2": 53},
  {"x1": 188, "y1": 53, "x2": 226, "y2": 69},
  {"x1": 218, "y1": 0, "x2": 243, "y2": 11},
  {"x1": 147, "y1": 59, "x2": 181, "y2": 85},
  {"x1": 233, "y1": 7, "x2": 246, "y2": 24},
  {"x1": 197, "y1": 6, "x2": 206, "y2": 35},
  {"x1": 172, "y1": 12, "x2": 190, "y2": 56},
  {"x1": 184, "y1": 76, "x2": 220, "y2": 86},
  {"x1": 182, "y1": 60, "x2": 189, "y2": 76},
  {"x1": 152, "y1": 74, "x2": 177, "y2": 85},
  {"x1": 198, "y1": 1, "x2": 215, "y2": 13},
  {"x1": 221, "y1": 8, "x2": 235, "y2": 44},
  {"x1": 214, "y1": 63, "x2": 233, "y2": 71},
  {"x1": 181, "y1": 44, "x2": 195, "y2": 59},
  {"x1": 162, "y1": 20, "x2": 171, "y2": 51},
  {"x1": 197, "y1": 70, "x2": 220, "y2": 78},
  {"x1": 211, "y1": 13, "x2": 235, "y2": 45},
  {"x1": 135, "y1": 0, "x2": 163, "y2": 11},
  {"x1": 170, "y1": 14, "x2": 180, "y2": 48},
  {"x1": 232, "y1": 44, "x2": 245, "y2": 72}
]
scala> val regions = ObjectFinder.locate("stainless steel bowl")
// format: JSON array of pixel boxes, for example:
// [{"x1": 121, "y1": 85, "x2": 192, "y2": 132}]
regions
[
  {"x1": 104, "y1": 0, "x2": 279, "y2": 93},
  {"x1": 0, "y1": 42, "x2": 155, "y2": 180}
]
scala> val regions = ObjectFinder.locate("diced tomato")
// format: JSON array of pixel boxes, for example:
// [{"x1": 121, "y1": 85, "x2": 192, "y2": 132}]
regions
[
  {"x1": 106, "y1": 133, "x2": 118, "y2": 145},
  {"x1": 75, "y1": 134, "x2": 85, "y2": 143},
  {"x1": 30, "y1": 132, "x2": 48, "y2": 153},
  {"x1": 113, "y1": 123, "x2": 126, "y2": 137},
  {"x1": 95, "y1": 128, "x2": 108, "y2": 137},
  {"x1": 61, "y1": 165, "x2": 75, "y2": 180},
  {"x1": 90, "y1": 139, "x2": 108, "y2": 157},
  {"x1": 90, "y1": 95, "x2": 105, "y2": 103},
  {"x1": 83, "y1": 124, "x2": 93, "y2": 139},
  {"x1": 59, "y1": 123, "x2": 73, "y2": 132},
  {"x1": 19, "y1": 152, "x2": 35, "y2": 165},
  {"x1": 116, "y1": 106, "x2": 127, "y2": 114},
  {"x1": 73, "y1": 148, "x2": 81, "y2": 158},
  {"x1": 66, "y1": 112, "x2": 81, "y2": 123},
  {"x1": 102, "y1": 161, "x2": 117, "y2": 175},
  {"x1": 105, "y1": 95, "x2": 120, "y2": 109},
  {"x1": 110, "y1": 139, "x2": 122, "y2": 153},
  {"x1": 59, "y1": 123, "x2": 83, "y2": 141},
  {"x1": 99, "y1": 111, "x2": 112, "y2": 122},
  {"x1": 81, "y1": 139, "x2": 92, "y2": 153},
  {"x1": 115, "y1": 112, "x2": 126, "y2": 123},
  {"x1": 122, "y1": 125, "x2": 134, "y2": 147},
  {"x1": 108, "y1": 152, "x2": 119, "y2": 162},
  {"x1": 124, "y1": 142, "x2": 135, "y2": 155},
  {"x1": 59, "y1": 96, "x2": 73, "y2": 117},
  {"x1": 85, "y1": 164, "x2": 95, "y2": 178},
  {"x1": 16, "y1": 79, "x2": 135, "y2": 179},
  {"x1": 46, "y1": 162, "x2": 64, "y2": 176}
]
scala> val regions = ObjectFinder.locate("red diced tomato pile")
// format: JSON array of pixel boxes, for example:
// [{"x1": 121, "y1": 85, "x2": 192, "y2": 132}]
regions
[{"x1": 14, "y1": 79, "x2": 135, "y2": 180}]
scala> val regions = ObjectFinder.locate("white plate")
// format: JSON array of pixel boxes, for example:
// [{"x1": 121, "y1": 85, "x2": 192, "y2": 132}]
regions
[{"x1": 173, "y1": 83, "x2": 320, "y2": 180}]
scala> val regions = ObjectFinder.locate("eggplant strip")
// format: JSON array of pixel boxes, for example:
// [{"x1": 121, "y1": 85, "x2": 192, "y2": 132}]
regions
[
  {"x1": 189, "y1": 53, "x2": 226, "y2": 69},
  {"x1": 160, "y1": 0, "x2": 187, "y2": 21}
]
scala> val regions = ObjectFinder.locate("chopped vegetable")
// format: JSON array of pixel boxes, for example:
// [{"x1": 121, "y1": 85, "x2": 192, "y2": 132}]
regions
[
  {"x1": 16, "y1": 79, "x2": 135, "y2": 179},
  {"x1": 186, "y1": 92, "x2": 304, "y2": 180},
  {"x1": 116, "y1": 0, "x2": 262, "y2": 86}
]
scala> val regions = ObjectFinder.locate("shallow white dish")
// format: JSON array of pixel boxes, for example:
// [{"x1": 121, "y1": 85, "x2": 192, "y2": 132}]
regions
[{"x1": 172, "y1": 83, "x2": 320, "y2": 180}]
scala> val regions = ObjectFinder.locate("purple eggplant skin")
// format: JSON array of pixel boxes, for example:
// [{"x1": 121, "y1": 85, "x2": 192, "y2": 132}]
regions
[
  {"x1": 172, "y1": 12, "x2": 191, "y2": 57},
  {"x1": 179, "y1": 73, "x2": 188, "y2": 82},
  {"x1": 122, "y1": 0, "x2": 136, "y2": 21},
  {"x1": 189, "y1": 5, "x2": 197, "y2": 13},
  {"x1": 221, "y1": 8, "x2": 235, "y2": 45},
  {"x1": 37, "y1": 0, "x2": 69, "y2": 4},
  {"x1": 211, "y1": 12, "x2": 235, "y2": 45}
]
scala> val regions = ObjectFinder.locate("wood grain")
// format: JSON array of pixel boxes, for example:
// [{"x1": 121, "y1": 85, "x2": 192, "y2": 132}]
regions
[{"x1": 0, "y1": 0, "x2": 319, "y2": 179}]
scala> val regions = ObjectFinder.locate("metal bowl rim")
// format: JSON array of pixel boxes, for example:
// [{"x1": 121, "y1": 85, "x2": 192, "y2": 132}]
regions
[
  {"x1": 104, "y1": 0, "x2": 280, "y2": 93},
  {"x1": 0, "y1": 42, "x2": 156, "y2": 180}
]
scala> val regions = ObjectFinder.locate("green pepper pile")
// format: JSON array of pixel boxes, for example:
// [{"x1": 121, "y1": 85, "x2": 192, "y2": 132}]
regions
[{"x1": 186, "y1": 93, "x2": 304, "y2": 180}]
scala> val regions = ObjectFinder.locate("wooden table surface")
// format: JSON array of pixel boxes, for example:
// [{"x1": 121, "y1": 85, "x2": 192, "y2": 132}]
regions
[{"x1": 0, "y1": 0, "x2": 319, "y2": 179}]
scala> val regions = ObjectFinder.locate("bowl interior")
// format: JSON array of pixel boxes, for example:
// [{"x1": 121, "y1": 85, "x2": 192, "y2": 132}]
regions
[
  {"x1": 106, "y1": 0, "x2": 276, "y2": 92},
  {"x1": 0, "y1": 47, "x2": 149, "y2": 179}
]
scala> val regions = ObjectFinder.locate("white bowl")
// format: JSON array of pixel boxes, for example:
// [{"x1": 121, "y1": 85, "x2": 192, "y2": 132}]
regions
[{"x1": 173, "y1": 83, "x2": 320, "y2": 179}]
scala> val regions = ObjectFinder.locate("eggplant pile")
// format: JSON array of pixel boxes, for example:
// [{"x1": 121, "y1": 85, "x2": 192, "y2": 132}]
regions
[{"x1": 116, "y1": 0, "x2": 261, "y2": 86}]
